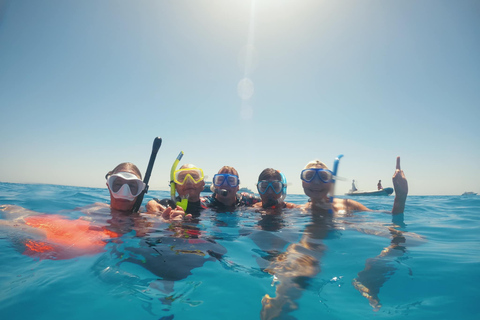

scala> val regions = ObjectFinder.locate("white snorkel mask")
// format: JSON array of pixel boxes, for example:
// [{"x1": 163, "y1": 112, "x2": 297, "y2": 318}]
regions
[{"x1": 107, "y1": 172, "x2": 146, "y2": 201}]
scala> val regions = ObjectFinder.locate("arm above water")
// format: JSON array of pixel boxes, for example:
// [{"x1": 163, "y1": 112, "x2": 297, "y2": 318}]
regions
[{"x1": 391, "y1": 157, "x2": 408, "y2": 215}]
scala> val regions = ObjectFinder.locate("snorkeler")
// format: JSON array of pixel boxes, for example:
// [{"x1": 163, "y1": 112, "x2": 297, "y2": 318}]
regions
[
  {"x1": 147, "y1": 164, "x2": 207, "y2": 216},
  {"x1": 301, "y1": 157, "x2": 407, "y2": 214},
  {"x1": 202, "y1": 166, "x2": 261, "y2": 211},
  {"x1": 260, "y1": 157, "x2": 411, "y2": 318},
  {"x1": 252, "y1": 168, "x2": 297, "y2": 212},
  {"x1": 0, "y1": 162, "x2": 179, "y2": 260}
]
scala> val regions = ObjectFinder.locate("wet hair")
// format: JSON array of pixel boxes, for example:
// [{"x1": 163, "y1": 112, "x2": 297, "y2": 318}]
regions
[
  {"x1": 304, "y1": 160, "x2": 329, "y2": 170},
  {"x1": 258, "y1": 168, "x2": 282, "y2": 181},
  {"x1": 218, "y1": 166, "x2": 239, "y2": 176},
  {"x1": 105, "y1": 162, "x2": 142, "y2": 179}
]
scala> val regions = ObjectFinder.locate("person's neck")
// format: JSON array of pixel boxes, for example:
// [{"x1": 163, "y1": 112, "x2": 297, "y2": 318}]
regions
[{"x1": 310, "y1": 196, "x2": 331, "y2": 208}]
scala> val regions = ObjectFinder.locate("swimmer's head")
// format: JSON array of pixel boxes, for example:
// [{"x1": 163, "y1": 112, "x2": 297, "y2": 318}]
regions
[
  {"x1": 212, "y1": 166, "x2": 240, "y2": 205},
  {"x1": 257, "y1": 168, "x2": 287, "y2": 208},
  {"x1": 175, "y1": 163, "x2": 205, "y2": 201},
  {"x1": 106, "y1": 162, "x2": 143, "y2": 213},
  {"x1": 301, "y1": 160, "x2": 332, "y2": 202}
]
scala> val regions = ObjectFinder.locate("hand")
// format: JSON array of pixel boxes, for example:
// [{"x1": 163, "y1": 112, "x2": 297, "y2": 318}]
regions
[
  {"x1": 392, "y1": 157, "x2": 408, "y2": 198},
  {"x1": 146, "y1": 200, "x2": 166, "y2": 214},
  {"x1": 160, "y1": 206, "x2": 190, "y2": 221}
]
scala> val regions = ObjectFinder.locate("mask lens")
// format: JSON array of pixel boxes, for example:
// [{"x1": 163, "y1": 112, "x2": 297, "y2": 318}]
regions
[
  {"x1": 318, "y1": 170, "x2": 332, "y2": 182},
  {"x1": 301, "y1": 169, "x2": 315, "y2": 182},
  {"x1": 272, "y1": 181, "x2": 283, "y2": 193},
  {"x1": 109, "y1": 176, "x2": 125, "y2": 192},
  {"x1": 257, "y1": 181, "x2": 269, "y2": 194},
  {"x1": 213, "y1": 174, "x2": 226, "y2": 186},
  {"x1": 227, "y1": 175, "x2": 239, "y2": 187}
]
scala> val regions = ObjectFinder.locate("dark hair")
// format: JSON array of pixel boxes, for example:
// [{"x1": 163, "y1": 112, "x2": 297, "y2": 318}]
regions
[
  {"x1": 105, "y1": 162, "x2": 142, "y2": 179},
  {"x1": 258, "y1": 168, "x2": 281, "y2": 181}
]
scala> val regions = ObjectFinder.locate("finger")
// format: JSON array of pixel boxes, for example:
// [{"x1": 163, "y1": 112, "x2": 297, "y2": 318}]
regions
[{"x1": 396, "y1": 157, "x2": 401, "y2": 171}]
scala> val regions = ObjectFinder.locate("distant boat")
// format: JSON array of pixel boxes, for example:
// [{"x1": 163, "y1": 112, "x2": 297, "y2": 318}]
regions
[
  {"x1": 202, "y1": 182, "x2": 213, "y2": 193},
  {"x1": 345, "y1": 187, "x2": 394, "y2": 196},
  {"x1": 462, "y1": 191, "x2": 477, "y2": 196},
  {"x1": 238, "y1": 187, "x2": 254, "y2": 194}
]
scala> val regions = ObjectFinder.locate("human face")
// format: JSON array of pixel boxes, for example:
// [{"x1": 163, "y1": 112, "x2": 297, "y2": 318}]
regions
[
  {"x1": 107, "y1": 170, "x2": 143, "y2": 212},
  {"x1": 258, "y1": 179, "x2": 283, "y2": 205},
  {"x1": 213, "y1": 173, "x2": 240, "y2": 205},
  {"x1": 175, "y1": 170, "x2": 205, "y2": 202},
  {"x1": 302, "y1": 166, "x2": 332, "y2": 201}
]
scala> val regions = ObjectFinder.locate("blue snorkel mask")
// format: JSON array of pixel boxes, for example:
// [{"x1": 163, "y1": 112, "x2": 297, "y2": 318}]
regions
[{"x1": 257, "y1": 171, "x2": 288, "y2": 208}]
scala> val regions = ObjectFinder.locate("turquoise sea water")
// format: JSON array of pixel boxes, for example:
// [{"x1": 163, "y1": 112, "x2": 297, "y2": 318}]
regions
[{"x1": 0, "y1": 182, "x2": 479, "y2": 320}]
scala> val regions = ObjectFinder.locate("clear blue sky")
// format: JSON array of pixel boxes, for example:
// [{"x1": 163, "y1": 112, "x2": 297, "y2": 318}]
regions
[{"x1": 0, "y1": 0, "x2": 479, "y2": 196}]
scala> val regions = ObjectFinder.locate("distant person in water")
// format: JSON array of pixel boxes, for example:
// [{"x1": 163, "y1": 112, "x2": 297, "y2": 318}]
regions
[
  {"x1": 302, "y1": 157, "x2": 407, "y2": 214},
  {"x1": 203, "y1": 166, "x2": 261, "y2": 211},
  {"x1": 147, "y1": 164, "x2": 207, "y2": 216},
  {"x1": 352, "y1": 179, "x2": 358, "y2": 192},
  {"x1": 252, "y1": 168, "x2": 297, "y2": 212}
]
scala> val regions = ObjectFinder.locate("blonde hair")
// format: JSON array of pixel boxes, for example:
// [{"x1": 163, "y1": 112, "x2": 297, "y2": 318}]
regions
[{"x1": 304, "y1": 160, "x2": 329, "y2": 170}]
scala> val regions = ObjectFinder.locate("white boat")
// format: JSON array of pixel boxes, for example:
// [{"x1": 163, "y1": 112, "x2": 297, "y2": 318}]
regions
[
  {"x1": 345, "y1": 187, "x2": 394, "y2": 196},
  {"x1": 462, "y1": 191, "x2": 477, "y2": 196}
]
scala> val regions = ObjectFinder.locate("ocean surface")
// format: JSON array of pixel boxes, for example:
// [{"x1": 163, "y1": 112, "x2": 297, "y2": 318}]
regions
[{"x1": 0, "y1": 182, "x2": 479, "y2": 320}]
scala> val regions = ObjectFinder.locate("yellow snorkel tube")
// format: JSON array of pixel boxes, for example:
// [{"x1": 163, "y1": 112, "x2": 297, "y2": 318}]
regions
[{"x1": 170, "y1": 151, "x2": 189, "y2": 211}]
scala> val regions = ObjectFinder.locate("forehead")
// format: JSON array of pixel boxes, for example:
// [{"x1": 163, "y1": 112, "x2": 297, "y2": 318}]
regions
[
  {"x1": 218, "y1": 169, "x2": 236, "y2": 175},
  {"x1": 113, "y1": 170, "x2": 140, "y2": 178},
  {"x1": 305, "y1": 163, "x2": 328, "y2": 169}
]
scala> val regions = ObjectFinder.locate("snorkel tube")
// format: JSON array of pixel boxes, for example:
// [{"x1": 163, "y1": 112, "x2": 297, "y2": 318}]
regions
[
  {"x1": 170, "y1": 151, "x2": 189, "y2": 211},
  {"x1": 329, "y1": 154, "x2": 344, "y2": 213},
  {"x1": 132, "y1": 137, "x2": 162, "y2": 213}
]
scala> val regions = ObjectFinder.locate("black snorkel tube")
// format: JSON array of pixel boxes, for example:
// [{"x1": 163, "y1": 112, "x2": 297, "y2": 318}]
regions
[{"x1": 132, "y1": 137, "x2": 162, "y2": 213}]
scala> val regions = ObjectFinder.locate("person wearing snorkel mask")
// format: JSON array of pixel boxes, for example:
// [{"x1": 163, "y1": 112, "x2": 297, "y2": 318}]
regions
[
  {"x1": 252, "y1": 168, "x2": 297, "y2": 211},
  {"x1": 147, "y1": 164, "x2": 207, "y2": 216},
  {"x1": 0, "y1": 162, "x2": 174, "y2": 260},
  {"x1": 105, "y1": 162, "x2": 146, "y2": 212},
  {"x1": 301, "y1": 157, "x2": 408, "y2": 214},
  {"x1": 203, "y1": 166, "x2": 261, "y2": 211},
  {"x1": 260, "y1": 157, "x2": 410, "y2": 318}
]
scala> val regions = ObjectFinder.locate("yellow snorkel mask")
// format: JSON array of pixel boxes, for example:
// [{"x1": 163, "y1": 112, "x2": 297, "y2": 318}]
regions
[{"x1": 173, "y1": 168, "x2": 205, "y2": 185}]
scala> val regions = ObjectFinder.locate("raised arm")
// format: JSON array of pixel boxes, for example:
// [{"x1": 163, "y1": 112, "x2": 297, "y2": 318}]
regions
[{"x1": 391, "y1": 157, "x2": 408, "y2": 214}]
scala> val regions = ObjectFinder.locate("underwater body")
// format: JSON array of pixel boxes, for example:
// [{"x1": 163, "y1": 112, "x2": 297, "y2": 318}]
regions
[{"x1": 0, "y1": 182, "x2": 479, "y2": 320}]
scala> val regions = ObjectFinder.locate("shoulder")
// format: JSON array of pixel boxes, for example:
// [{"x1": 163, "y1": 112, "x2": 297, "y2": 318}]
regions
[
  {"x1": 238, "y1": 192, "x2": 261, "y2": 206},
  {"x1": 284, "y1": 202, "x2": 299, "y2": 209}
]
